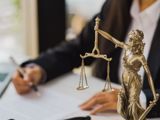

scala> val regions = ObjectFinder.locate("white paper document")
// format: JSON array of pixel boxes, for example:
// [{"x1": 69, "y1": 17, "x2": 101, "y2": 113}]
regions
[{"x1": 0, "y1": 86, "x2": 82, "y2": 120}]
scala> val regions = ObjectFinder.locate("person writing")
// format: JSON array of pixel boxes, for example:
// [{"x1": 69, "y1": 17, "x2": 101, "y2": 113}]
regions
[{"x1": 12, "y1": 0, "x2": 160, "y2": 118}]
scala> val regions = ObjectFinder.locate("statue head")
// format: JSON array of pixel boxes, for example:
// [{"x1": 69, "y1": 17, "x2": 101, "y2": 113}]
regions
[{"x1": 128, "y1": 29, "x2": 145, "y2": 54}]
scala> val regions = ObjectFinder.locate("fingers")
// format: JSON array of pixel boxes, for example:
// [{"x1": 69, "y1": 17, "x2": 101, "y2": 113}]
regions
[
  {"x1": 12, "y1": 65, "x2": 43, "y2": 95},
  {"x1": 80, "y1": 97, "x2": 97, "y2": 110},
  {"x1": 80, "y1": 94, "x2": 97, "y2": 109},
  {"x1": 12, "y1": 71, "x2": 30, "y2": 86},
  {"x1": 12, "y1": 71, "x2": 32, "y2": 94},
  {"x1": 14, "y1": 84, "x2": 31, "y2": 94},
  {"x1": 91, "y1": 102, "x2": 117, "y2": 115},
  {"x1": 80, "y1": 90, "x2": 119, "y2": 114},
  {"x1": 80, "y1": 94, "x2": 107, "y2": 110}
]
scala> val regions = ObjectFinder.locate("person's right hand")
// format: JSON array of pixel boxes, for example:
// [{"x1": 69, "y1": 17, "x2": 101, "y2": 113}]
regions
[
  {"x1": 80, "y1": 89, "x2": 119, "y2": 115},
  {"x1": 12, "y1": 65, "x2": 43, "y2": 95}
]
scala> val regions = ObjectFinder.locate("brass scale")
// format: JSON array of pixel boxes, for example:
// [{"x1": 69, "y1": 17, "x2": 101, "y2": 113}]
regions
[{"x1": 76, "y1": 17, "x2": 113, "y2": 92}]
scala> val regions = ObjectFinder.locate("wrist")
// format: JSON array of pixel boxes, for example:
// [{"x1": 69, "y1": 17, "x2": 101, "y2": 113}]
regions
[{"x1": 25, "y1": 63, "x2": 47, "y2": 84}]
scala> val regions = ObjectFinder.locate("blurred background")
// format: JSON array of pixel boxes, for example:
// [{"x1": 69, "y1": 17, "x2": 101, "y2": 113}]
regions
[{"x1": 0, "y1": 0, "x2": 105, "y2": 63}]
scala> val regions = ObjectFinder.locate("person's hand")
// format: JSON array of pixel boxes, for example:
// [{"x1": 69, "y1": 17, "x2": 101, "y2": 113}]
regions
[
  {"x1": 80, "y1": 89, "x2": 119, "y2": 115},
  {"x1": 12, "y1": 65, "x2": 43, "y2": 94}
]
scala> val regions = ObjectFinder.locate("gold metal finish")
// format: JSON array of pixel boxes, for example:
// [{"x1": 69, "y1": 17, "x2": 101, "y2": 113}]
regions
[
  {"x1": 77, "y1": 17, "x2": 112, "y2": 91},
  {"x1": 77, "y1": 58, "x2": 89, "y2": 90},
  {"x1": 77, "y1": 17, "x2": 159, "y2": 120},
  {"x1": 102, "y1": 61, "x2": 113, "y2": 92},
  {"x1": 94, "y1": 17, "x2": 159, "y2": 120}
]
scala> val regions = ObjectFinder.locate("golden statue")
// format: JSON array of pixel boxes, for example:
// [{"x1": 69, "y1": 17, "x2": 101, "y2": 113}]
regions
[
  {"x1": 77, "y1": 17, "x2": 159, "y2": 120},
  {"x1": 95, "y1": 18, "x2": 159, "y2": 120}
]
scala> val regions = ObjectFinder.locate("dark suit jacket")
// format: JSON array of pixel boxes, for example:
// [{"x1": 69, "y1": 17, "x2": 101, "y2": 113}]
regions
[{"x1": 23, "y1": 0, "x2": 160, "y2": 118}]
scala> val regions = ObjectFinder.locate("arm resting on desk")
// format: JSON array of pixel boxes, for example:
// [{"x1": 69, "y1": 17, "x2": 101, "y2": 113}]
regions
[{"x1": 20, "y1": 1, "x2": 115, "y2": 82}]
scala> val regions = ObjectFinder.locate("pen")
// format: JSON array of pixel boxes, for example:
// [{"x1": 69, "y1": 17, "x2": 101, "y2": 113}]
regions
[{"x1": 10, "y1": 56, "x2": 40, "y2": 96}]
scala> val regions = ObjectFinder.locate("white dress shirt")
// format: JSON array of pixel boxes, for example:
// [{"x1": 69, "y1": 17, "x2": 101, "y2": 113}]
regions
[{"x1": 119, "y1": 0, "x2": 160, "y2": 81}]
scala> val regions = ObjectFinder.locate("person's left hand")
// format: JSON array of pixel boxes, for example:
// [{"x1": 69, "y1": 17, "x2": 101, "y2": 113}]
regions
[{"x1": 80, "y1": 89, "x2": 119, "y2": 115}]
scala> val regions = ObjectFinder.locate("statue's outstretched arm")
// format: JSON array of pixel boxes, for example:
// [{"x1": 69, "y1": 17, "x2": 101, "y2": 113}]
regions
[
  {"x1": 96, "y1": 29, "x2": 129, "y2": 49},
  {"x1": 94, "y1": 17, "x2": 129, "y2": 50}
]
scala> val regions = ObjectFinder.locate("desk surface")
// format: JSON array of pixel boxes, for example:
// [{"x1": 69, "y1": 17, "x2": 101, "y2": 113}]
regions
[{"x1": 0, "y1": 73, "x2": 159, "y2": 120}]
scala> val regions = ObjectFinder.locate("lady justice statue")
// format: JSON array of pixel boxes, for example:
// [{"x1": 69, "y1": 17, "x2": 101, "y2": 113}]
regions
[{"x1": 94, "y1": 17, "x2": 159, "y2": 120}]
